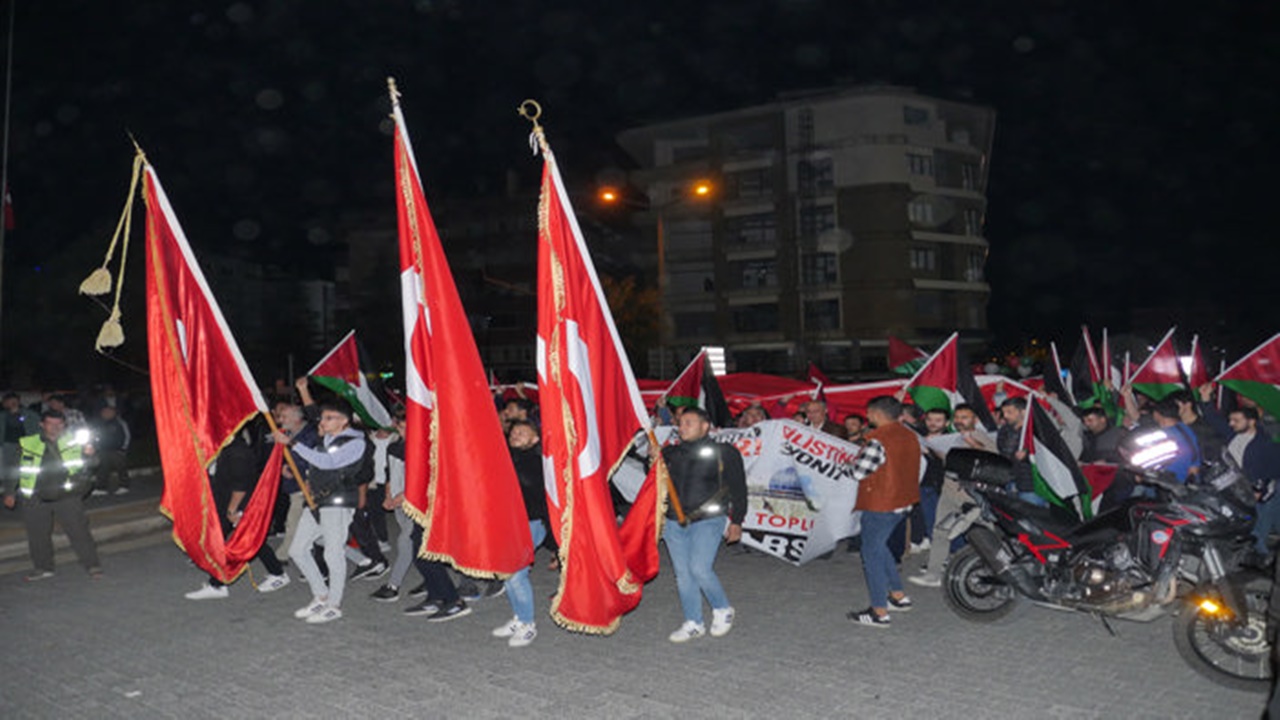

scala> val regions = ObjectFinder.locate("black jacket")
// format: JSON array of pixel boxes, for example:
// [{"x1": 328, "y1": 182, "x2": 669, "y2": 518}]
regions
[
  {"x1": 662, "y1": 436, "x2": 748, "y2": 524},
  {"x1": 511, "y1": 444, "x2": 549, "y2": 524}
]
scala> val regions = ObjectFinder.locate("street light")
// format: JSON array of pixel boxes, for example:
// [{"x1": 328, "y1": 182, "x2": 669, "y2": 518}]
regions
[{"x1": 597, "y1": 180, "x2": 716, "y2": 378}]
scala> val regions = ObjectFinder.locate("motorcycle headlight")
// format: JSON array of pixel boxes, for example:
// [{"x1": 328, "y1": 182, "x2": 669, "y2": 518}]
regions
[
  {"x1": 72, "y1": 429, "x2": 92, "y2": 446},
  {"x1": 1120, "y1": 429, "x2": 1179, "y2": 469}
]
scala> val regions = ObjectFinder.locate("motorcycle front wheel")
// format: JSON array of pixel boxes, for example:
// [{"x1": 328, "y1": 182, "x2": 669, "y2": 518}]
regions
[
  {"x1": 942, "y1": 544, "x2": 1017, "y2": 622},
  {"x1": 1171, "y1": 575, "x2": 1272, "y2": 692}
]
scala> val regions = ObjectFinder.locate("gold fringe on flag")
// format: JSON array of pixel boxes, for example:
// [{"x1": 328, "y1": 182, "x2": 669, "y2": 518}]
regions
[{"x1": 83, "y1": 146, "x2": 146, "y2": 351}]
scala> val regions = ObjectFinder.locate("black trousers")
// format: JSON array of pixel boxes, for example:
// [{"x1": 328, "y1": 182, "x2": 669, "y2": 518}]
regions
[
  {"x1": 209, "y1": 511, "x2": 284, "y2": 587},
  {"x1": 410, "y1": 524, "x2": 458, "y2": 604}
]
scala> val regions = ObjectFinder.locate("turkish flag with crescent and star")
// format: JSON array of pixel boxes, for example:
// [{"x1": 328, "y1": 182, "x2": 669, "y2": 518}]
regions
[
  {"x1": 533, "y1": 127, "x2": 655, "y2": 634},
  {"x1": 144, "y1": 163, "x2": 282, "y2": 583},
  {"x1": 393, "y1": 96, "x2": 532, "y2": 578}
]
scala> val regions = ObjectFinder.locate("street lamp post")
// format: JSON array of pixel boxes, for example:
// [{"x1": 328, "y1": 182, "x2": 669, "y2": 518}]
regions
[{"x1": 598, "y1": 180, "x2": 713, "y2": 378}]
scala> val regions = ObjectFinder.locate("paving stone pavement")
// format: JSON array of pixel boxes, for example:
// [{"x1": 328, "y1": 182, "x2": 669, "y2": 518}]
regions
[{"x1": 0, "y1": 530, "x2": 1266, "y2": 719}]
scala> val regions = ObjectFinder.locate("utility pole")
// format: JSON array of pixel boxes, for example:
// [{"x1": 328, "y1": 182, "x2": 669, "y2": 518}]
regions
[{"x1": 0, "y1": 1, "x2": 15, "y2": 378}]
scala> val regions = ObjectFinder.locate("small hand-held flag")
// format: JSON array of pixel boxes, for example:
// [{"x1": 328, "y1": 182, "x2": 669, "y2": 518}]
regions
[{"x1": 307, "y1": 330, "x2": 393, "y2": 430}]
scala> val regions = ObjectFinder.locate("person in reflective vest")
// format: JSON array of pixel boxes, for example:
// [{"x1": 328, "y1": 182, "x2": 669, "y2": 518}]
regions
[{"x1": 2, "y1": 409, "x2": 102, "y2": 580}]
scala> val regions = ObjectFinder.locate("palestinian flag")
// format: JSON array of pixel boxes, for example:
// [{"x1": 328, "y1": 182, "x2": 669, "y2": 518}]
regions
[
  {"x1": 904, "y1": 332, "x2": 997, "y2": 431},
  {"x1": 1128, "y1": 327, "x2": 1183, "y2": 400},
  {"x1": 1187, "y1": 335, "x2": 1210, "y2": 391},
  {"x1": 1078, "y1": 326, "x2": 1122, "y2": 425},
  {"x1": 1043, "y1": 341, "x2": 1074, "y2": 405},
  {"x1": 1021, "y1": 395, "x2": 1093, "y2": 519},
  {"x1": 1216, "y1": 333, "x2": 1280, "y2": 420},
  {"x1": 889, "y1": 336, "x2": 928, "y2": 376},
  {"x1": 664, "y1": 350, "x2": 732, "y2": 428},
  {"x1": 306, "y1": 330, "x2": 393, "y2": 429}
]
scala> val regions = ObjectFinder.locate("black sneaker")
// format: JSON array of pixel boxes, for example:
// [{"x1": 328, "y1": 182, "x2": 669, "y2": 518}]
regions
[
  {"x1": 481, "y1": 580, "x2": 506, "y2": 599},
  {"x1": 887, "y1": 594, "x2": 913, "y2": 612},
  {"x1": 350, "y1": 562, "x2": 387, "y2": 581},
  {"x1": 426, "y1": 600, "x2": 472, "y2": 623},
  {"x1": 458, "y1": 582, "x2": 482, "y2": 602},
  {"x1": 370, "y1": 584, "x2": 400, "y2": 602},
  {"x1": 403, "y1": 599, "x2": 440, "y2": 616},
  {"x1": 407, "y1": 582, "x2": 429, "y2": 599},
  {"x1": 846, "y1": 608, "x2": 891, "y2": 628}
]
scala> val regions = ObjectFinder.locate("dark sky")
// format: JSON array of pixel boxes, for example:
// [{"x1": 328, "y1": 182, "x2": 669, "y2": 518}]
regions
[{"x1": 2, "y1": 0, "x2": 1277, "y2": 383}]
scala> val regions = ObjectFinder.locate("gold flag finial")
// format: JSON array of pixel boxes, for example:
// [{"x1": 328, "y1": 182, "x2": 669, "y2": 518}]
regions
[
  {"x1": 387, "y1": 77, "x2": 401, "y2": 108},
  {"x1": 518, "y1": 99, "x2": 547, "y2": 155}
]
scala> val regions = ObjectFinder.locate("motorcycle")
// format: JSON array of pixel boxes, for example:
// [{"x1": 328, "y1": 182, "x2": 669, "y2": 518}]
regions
[{"x1": 937, "y1": 435, "x2": 1272, "y2": 692}]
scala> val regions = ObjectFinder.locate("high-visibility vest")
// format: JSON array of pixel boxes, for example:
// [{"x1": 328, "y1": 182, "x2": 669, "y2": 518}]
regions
[{"x1": 17, "y1": 433, "x2": 87, "y2": 498}]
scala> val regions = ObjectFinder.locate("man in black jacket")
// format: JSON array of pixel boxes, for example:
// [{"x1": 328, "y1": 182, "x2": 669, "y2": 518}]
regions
[
  {"x1": 662, "y1": 408, "x2": 747, "y2": 643},
  {"x1": 90, "y1": 405, "x2": 131, "y2": 495}
]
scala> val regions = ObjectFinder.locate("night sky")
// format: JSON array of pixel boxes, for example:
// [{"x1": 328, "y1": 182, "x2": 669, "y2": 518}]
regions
[{"x1": 2, "y1": 0, "x2": 1276, "y2": 385}]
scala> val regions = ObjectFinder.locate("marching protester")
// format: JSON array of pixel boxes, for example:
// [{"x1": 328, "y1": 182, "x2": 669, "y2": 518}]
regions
[
  {"x1": 843, "y1": 413, "x2": 868, "y2": 445},
  {"x1": 184, "y1": 423, "x2": 290, "y2": 599},
  {"x1": 803, "y1": 399, "x2": 847, "y2": 440},
  {"x1": 1080, "y1": 406, "x2": 1126, "y2": 464},
  {"x1": 370, "y1": 412, "x2": 416, "y2": 602},
  {"x1": 3, "y1": 409, "x2": 102, "y2": 580},
  {"x1": 846, "y1": 396, "x2": 920, "y2": 628},
  {"x1": 90, "y1": 404, "x2": 131, "y2": 496},
  {"x1": 271, "y1": 398, "x2": 315, "y2": 562},
  {"x1": 1198, "y1": 385, "x2": 1280, "y2": 555},
  {"x1": 662, "y1": 407, "x2": 747, "y2": 643},
  {"x1": 272, "y1": 399, "x2": 367, "y2": 624},
  {"x1": 996, "y1": 397, "x2": 1046, "y2": 507},
  {"x1": 490, "y1": 419, "x2": 549, "y2": 647}
]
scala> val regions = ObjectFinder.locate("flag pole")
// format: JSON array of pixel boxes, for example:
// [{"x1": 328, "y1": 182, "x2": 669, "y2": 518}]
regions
[
  {"x1": 0, "y1": 0, "x2": 15, "y2": 373},
  {"x1": 262, "y1": 410, "x2": 316, "y2": 510},
  {"x1": 646, "y1": 429, "x2": 685, "y2": 525}
]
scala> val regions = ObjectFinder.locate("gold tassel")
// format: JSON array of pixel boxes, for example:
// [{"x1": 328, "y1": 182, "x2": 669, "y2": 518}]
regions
[
  {"x1": 79, "y1": 267, "x2": 113, "y2": 296},
  {"x1": 95, "y1": 308, "x2": 125, "y2": 350}
]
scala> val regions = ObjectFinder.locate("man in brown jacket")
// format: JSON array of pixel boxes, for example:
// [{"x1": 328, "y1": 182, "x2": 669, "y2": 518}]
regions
[{"x1": 845, "y1": 395, "x2": 920, "y2": 628}]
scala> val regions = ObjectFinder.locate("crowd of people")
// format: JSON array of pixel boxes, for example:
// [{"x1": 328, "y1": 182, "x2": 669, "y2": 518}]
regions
[{"x1": 5, "y1": 373, "x2": 1280, "y2": 646}]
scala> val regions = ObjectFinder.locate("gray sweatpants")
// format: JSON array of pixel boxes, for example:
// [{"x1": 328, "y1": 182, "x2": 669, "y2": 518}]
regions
[
  {"x1": 289, "y1": 506, "x2": 355, "y2": 608},
  {"x1": 388, "y1": 506, "x2": 416, "y2": 589},
  {"x1": 23, "y1": 495, "x2": 101, "y2": 572},
  {"x1": 924, "y1": 477, "x2": 971, "y2": 576}
]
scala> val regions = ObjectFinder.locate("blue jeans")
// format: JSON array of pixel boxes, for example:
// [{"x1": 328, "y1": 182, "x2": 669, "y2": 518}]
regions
[
  {"x1": 664, "y1": 516, "x2": 730, "y2": 624},
  {"x1": 860, "y1": 511, "x2": 906, "y2": 610},
  {"x1": 919, "y1": 485, "x2": 940, "y2": 540},
  {"x1": 1009, "y1": 483, "x2": 1050, "y2": 508},
  {"x1": 1252, "y1": 493, "x2": 1280, "y2": 554},
  {"x1": 504, "y1": 520, "x2": 547, "y2": 623}
]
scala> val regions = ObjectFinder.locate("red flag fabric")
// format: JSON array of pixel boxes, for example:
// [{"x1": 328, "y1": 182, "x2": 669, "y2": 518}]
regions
[
  {"x1": 143, "y1": 164, "x2": 280, "y2": 583},
  {"x1": 888, "y1": 336, "x2": 928, "y2": 374},
  {"x1": 534, "y1": 125, "x2": 653, "y2": 633},
  {"x1": 1128, "y1": 327, "x2": 1183, "y2": 400},
  {"x1": 1187, "y1": 335, "x2": 1210, "y2": 390},
  {"x1": 806, "y1": 361, "x2": 831, "y2": 386},
  {"x1": 618, "y1": 458, "x2": 663, "y2": 584},
  {"x1": 392, "y1": 96, "x2": 532, "y2": 577},
  {"x1": 1216, "y1": 333, "x2": 1280, "y2": 420}
]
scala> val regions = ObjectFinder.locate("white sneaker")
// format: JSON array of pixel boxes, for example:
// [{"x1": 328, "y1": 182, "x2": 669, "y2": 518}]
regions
[
  {"x1": 710, "y1": 607, "x2": 735, "y2": 637},
  {"x1": 492, "y1": 617, "x2": 522, "y2": 638},
  {"x1": 306, "y1": 605, "x2": 343, "y2": 624},
  {"x1": 184, "y1": 584, "x2": 229, "y2": 600},
  {"x1": 90, "y1": 489, "x2": 109, "y2": 496},
  {"x1": 508, "y1": 622, "x2": 537, "y2": 648},
  {"x1": 668, "y1": 621, "x2": 706, "y2": 643},
  {"x1": 909, "y1": 538, "x2": 931, "y2": 554},
  {"x1": 294, "y1": 598, "x2": 328, "y2": 618},
  {"x1": 257, "y1": 574, "x2": 290, "y2": 593},
  {"x1": 114, "y1": 487, "x2": 131, "y2": 495}
]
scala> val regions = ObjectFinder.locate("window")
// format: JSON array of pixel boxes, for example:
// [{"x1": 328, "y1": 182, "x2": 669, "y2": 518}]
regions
[
  {"x1": 801, "y1": 253, "x2": 838, "y2": 286},
  {"x1": 674, "y1": 312, "x2": 716, "y2": 339},
  {"x1": 907, "y1": 153, "x2": 934, "y2": 177},
  {"x1": 950, "y1": 128, "x2": 971, "y2": 145},
  {"x1": 728, "y1": 168, "x2": 770, "y2": 199},
  {"x1": 732, "y1": 303, "x2": 780, "y2": 333},
  {"x1": 804, "y1": 299, "x2": 841, "y2": 331},
  {"x1": 910, "y1": 247, "x2": 937, "y2": 272},
  {"x1": 961, "y1": 163, "x2": 978, "y2": 190},
  {"x1": 724, "y1": 213, "x2": 777, "y2": 246},
  {"x1": 797, "y1": 157, "x2": 833, "y2": 194},
  {"x1": 908, "y1": 199, "x2": 935, "y2": 226},
  {"x1": 914, "y1": 292, "x2": 942, "y2": 321},
  {"x1": 669, "y1": 268, "x2": 713, "y2": 295},
  {"x1": 965, "y1": 250, "x2": 985, "y2": 282},
  {"x1": 963, "y1": 208, "x2": 982, "y2": 236},
  {"x1": 798, "y1": 205, "x2": 836, "y2": 240},
  {"x1": 903, "y1": 106, "x2": 930, "y2": 125},
  {"x1": 736, "y1": 259, "x2": 778, "y2": 289}
]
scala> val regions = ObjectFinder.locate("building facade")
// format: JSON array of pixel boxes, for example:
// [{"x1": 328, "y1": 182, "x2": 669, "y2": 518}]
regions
[{"x1": 616, "y1": 85, "x2": 996, "y2": 377}]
